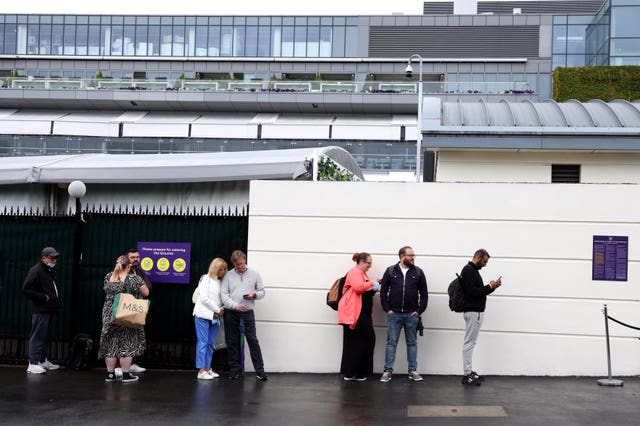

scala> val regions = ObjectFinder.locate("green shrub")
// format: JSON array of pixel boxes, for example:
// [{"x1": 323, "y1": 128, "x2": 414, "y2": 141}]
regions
[{"x1": 554, "y1": 66, "x2": 640, "y2": 102}]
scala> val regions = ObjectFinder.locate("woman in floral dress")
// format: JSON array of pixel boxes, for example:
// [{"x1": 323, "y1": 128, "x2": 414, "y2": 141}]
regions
[{"x1": 99, "y1": 255, "x2": 149, "y2": 382}]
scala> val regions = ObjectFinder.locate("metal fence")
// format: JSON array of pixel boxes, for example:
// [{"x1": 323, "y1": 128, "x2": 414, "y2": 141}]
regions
[{"x1": 0, "y1": 209, "x2": 248, "y2": 370}]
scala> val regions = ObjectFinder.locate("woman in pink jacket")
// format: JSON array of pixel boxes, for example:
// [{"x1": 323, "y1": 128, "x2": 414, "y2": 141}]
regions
[{"x1": 338, "y1": 252, "x2": 380, "y2": 381}]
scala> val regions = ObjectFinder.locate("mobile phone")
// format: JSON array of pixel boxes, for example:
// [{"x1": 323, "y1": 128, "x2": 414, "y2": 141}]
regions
[
  {"x1": 243, "y1": 293, "x2": 251, "y2": 300},
  {"x1": 497, "y1": 276, "x2": 502, "y2": 280}
]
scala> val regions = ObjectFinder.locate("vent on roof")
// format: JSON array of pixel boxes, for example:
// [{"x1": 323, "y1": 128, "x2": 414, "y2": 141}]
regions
[{"x1": 551, "y1": 164, "x2": 580, "y2": 183}]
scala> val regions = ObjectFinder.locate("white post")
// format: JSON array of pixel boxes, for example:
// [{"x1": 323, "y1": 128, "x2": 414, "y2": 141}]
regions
[{"x1": 408, "y1": 54, "x2": 424, "y2": 182}]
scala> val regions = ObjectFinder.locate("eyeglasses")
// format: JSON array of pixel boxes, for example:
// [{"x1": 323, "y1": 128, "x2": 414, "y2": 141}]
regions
[
  {"x1": 364, "y1": 261, "x2": 372, "y2": 265},
  {"x1": 404, "y1": 254, "x2": 416, "y2": 257}
]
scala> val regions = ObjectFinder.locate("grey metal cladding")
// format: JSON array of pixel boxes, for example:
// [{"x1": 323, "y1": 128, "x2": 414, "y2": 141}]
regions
[
  {"x1": 477, "y1": 1, "x2": 604, "y2": 15},
  {"x1": 369, "y1": 26, "x2": 539, "y2": 58},
  {"x1": 423, "y1": 2, "x2": 454, "y2": 15}
]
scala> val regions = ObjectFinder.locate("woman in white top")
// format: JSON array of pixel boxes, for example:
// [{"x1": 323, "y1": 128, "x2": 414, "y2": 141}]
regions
[{"x1": 193, "y1": 257, "x2": 227, "y2": 380}]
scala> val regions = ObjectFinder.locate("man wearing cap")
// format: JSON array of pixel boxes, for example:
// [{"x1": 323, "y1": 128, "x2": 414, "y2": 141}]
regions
[{"x1": 22, "y1": 247, "x2": 62, "y2": 374}]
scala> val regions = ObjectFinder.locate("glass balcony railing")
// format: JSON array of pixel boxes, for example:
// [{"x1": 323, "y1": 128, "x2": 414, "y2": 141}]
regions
[{"x1": 0, "y1": 77, "x2": 533, "y2": 95}]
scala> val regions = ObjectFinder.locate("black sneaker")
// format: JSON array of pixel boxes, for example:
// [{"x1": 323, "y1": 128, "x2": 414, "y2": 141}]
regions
[
  {"x1": 461, "y1": 374, "x2": 481, "y2": 386},
  {"x1": 256, "y1": 373, "x2": 268, "y2": 381},
  {"x1": 105, "y1": 371, "x2": 118, "y2": 382},
  {"x1": 229, "y1": 373, "x2": 241, "y2": 380},
  {"x1": 122, "y1": 372, "x2": 139, "y2": 383},
  {"x1": 471, "y1": 371, "x2": 485, "y2": 382}
]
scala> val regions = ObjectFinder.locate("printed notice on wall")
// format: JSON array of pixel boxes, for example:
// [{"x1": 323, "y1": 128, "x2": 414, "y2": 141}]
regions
[
  {"x1": 592, "y1": 236, "x2": 628, "y2": 281},
  {"x1": 137, "y1": 242, "x2": 191, "y2": 284}
]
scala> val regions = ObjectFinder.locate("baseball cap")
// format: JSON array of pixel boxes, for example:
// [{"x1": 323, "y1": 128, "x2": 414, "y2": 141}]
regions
[{"x1": 41, "y1": 247, "x2": 60, "y2": 258}]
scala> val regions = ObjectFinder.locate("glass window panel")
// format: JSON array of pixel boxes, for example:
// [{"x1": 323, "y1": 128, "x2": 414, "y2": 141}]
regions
[
  {"x1": 320, "y1": 26, "x2": 332, "y2": 57},
  {"x1": 552, "y1": 54, "x2": 567, "y2": 69},
  {"x1": 27, "y1": 23, "x2": 39, "y2": 54},
  {"x1": 161, "y1": 16, "x2": 172, "y2": 25},
  {"x1": 64, "y1": 16, "x2": 75, "y2": 24},
  {"x1": 112, "y1": 16, "x2": 123, "y2": 25},
  {"x1": 186, "y1": 25, "x2": 195, "y2": 56},
  {"x1": 294, "y1": 25, "x2": 306, "y2": 57},
  {"x1": 272, "y1": 17, "x2": 282, "y2": 25},
  {"x1": 39, "y1": 24, "x2": 51, "y2": 55},
  {"x1": 0, "y1": 24, "x2": 6, "y2": 54},
  {"x1": 566, "y1": 25, "x2": 586, "y2": 54},
  {"x1": 259, "y1": 17, "x2": 270, "y2": 25},
  {"x1": 148, "y1": 25, "x2": 160, "y2": 55},
  {"x1": 174, "y1": 16, "x2": 185, "y2": 25},
  {"x1": 281, "y1": 26, "x2": 293, "y2": 56},
  {"x1": 611, "y1": 38, "x2": 640, "y2": 56},
  {"x1": 221, "y1": 17, "x2": 233, "y2": 25},
  {"x1": 321, "y1": 17, "x2": 332, "y2": 25},
  {"x1": 28, "y1": 15, "x2": 39, "y2": 24},
  {"x1": 135, "y1": 25, "x2": 149, "y2": 55},
  {"x1": 283, "y1": 17, "x2": 295, "y2": 25},
  {"x1": 610, "y1": 56, "x2": 640, "y2": 65},
  {"x1": 334, "y1": 17, "x2": 345, "y2": 25},
  {"x1": 295, "y1": 17, "x2": 307, "y2": 25},
  {"x1": 51, "y1": 24, "x2": 63, "y2": 55},
  {"x1": 76, "y1": 25, "x2": 88, "y2": 55},
  {"x1": 553, "y1": 16, "x2": 567, "y2": 24},
  {"x1": 271, "y1": 26, "x2": 281, "y2": 56},
  {"x1": 196, "y1": 17, "x2": 208, "y2": 25},
  {"x1": 124, "y1": 16, "x2": 135, "y2": 25},
  {"x1": 233, "y1": 26, "x2": 245, "y2": 56},
  {"x1": 111, "y1": 24, "x2": 124, "y2": 55},
  {"x1": 208, "y1": 17, "x2": 220, "y2": 25},
  {"x1": 88, "y1": 24, "x2": 100, "y2": 55},
  {"x1": 332, "y1": 26, "x2": 345, "y2": 57},
  {"x1": 101, "y1": 16, "x2": 111, "y2": 25},
  {"x1": 308, "y1": 17, "x2": 320, "y2": 25},
  {"x1": 173, "y1": 25, "x2": 185, "y2": 56},
  {"x1": 307, "y1": 26, "x2": 319, "y2": 57},
  {"x1": 247, "y1": 17, "x2": 258, "y2": 25},
  {"x1": 246, "y1": 26, "x2": 258, "y2": 56},
  {"x1": 41, "y1": 16, "x2": 51, "y2": 24},
  {"x1": 566, "y1": 54, "x2": 586, "y2": 66},
  {"x1": 611, "y1": 6, "x2": 640, "y2": 37},
  {"x1": 221, "y1": 26, "x2": 233, "y2": 56},
  {"x1": 63, "y1": 24, "x2": 76, "y2": 54},
  {"x1": 149, "y1": 17, "x2": 160, "y2": 25},
  {"x1": 552, "y1": 24, "x2": 567, "y2": 54},
  {"x1": 89, "y1": 16, "x2": 100, "y2": 25},
  {"x1": 186, "y1": 17, "x2": 196, "y2": 26},
  {"x1": 160, "y1": 24, "x2": 172, "y2": 55},
  {"x1": 208, "y1": 25, "x2": 220, "y2": 56},
  {"x1": 345, "y1": 26, "x2": 357, "y2": 57},
  {"x1": 123, "y1": 25, "x2": 135, "y2": 55},
  {"x1": 137, "y1": 16, "x2": 148, "y2": 25},
  {"x1": 195, "y1": 25, "x2": 208, "y2": 56},
  {"x1": 234, "y1": 17, "x2": 245, "y2": 25},
  {"x1": 257, "y1": 26, "x2": 270, "y2": 56}
]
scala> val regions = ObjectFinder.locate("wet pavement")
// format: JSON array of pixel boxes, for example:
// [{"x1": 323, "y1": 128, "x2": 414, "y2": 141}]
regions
[{"x1": 1, "y1": 366, "x2": 639, "y2": 425}]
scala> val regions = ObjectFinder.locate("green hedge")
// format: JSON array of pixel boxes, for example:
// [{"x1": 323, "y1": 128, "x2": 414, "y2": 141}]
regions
[{"x1": 553, "y1": 66, "x2": 640, "y2": 102}]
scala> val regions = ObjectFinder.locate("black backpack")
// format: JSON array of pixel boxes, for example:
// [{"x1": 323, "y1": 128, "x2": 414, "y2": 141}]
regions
[
  {"x1": 65, "y1": 333, "x2": 94, "y2": 370},
  {"x1": 448, "y1": 273, "x2": 465, "y2": 313},
  {"x1": 326, "y1": 275, "x2": 347, "y2": 311}
]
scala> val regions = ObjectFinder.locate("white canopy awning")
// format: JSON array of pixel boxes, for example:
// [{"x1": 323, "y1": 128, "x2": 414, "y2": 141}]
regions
[{"x1": 0, "y1": 146, "x2": 364, "y2": 184}]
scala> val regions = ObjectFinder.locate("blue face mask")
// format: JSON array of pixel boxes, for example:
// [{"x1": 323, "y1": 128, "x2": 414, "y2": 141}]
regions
[{"x1": 46, "y1": 262, "x2": 56, "y2": 268}]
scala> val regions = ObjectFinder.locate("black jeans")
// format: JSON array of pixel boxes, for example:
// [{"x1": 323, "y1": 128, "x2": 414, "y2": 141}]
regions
[
  {"x1": 29, "y1": 312, "x2": 54, "y2": 364},
  {"x1": 224, "y1": 309, "x2": 265, "y2": 376}
]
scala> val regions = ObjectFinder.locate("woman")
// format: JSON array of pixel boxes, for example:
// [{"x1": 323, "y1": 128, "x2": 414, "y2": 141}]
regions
[
  {"x1": 99, "y1": 255, "x2": 149, "y2": 382},
  {"x1": 337, "y1": 252, "x2": 380, "y2": 381},
  {"x1": 192, "y1": 258, "x2": 227, "y2": 380}
]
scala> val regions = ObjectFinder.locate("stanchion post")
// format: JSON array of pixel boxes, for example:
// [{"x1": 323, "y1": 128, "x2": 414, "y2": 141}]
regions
[{"x1": 597, "y1": 304, "x2": 623, "y2": 387}]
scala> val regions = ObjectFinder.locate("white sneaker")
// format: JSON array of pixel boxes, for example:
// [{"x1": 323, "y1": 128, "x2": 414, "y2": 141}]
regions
[
  {"x1": 130, "y1": 364, "x2": 146, "y2": 373},
  {"x1": 114, "y1": 367, "x2": 123, "y2": 378},
  {"x1": 207, "y1": 370, "x2": 220, "y2": 378},
  {"x1": 197, "y1": 371, "x2": 213, "y2": 380},
  {"x1": 39, "y1": 359, "x2": 60, "y2": 371},
  {"x1": 27, "y1": 364, "x2": 47, "y2": 374}
]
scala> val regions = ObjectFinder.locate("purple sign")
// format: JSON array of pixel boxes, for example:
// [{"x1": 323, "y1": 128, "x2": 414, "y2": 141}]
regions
[
  {"x1": 592, "y1": 236, "x2": 628, "y2": 281},
  {"x1": 137, "y1": 242, "x2": 191, "y2": 284}
]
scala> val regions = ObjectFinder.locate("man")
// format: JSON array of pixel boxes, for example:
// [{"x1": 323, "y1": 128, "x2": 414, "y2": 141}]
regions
[
  {"x1": 221, "y1": 250, "x2": 267, "y2": 381},
  {"x1": 459, "y1": 248, "x2": 502, "y2": 386},
  {"x1": 22, "y1": 247, "x2": 62, "y2": 374},
  {"x1": 379, "y1": 246, "x2": 428, "y2": 383}
]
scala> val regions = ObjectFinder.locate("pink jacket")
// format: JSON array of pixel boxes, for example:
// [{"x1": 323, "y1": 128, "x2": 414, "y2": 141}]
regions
[{"x1": 338, "y1": 266, "x2": 374, "y2": 329}]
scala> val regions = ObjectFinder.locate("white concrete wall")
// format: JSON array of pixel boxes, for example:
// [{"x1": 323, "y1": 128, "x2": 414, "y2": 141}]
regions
[
  {"x1": 436, "y1": 151, "x2": 640, "y2": 183},
  {"x1": 245, "y1": 180, "x2": 640, "y2": 376}
]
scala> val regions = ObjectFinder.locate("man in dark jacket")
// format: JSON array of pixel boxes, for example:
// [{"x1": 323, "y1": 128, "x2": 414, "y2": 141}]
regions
[
  {"x1": 22, "y1": 247, "x2": 62, "y2": 374},
  {"x1": 379, "y1": 246, "x2": 428, "y2": 383},
  {"x1": 459, "y1": 248, "x2": 501, "y2": 386}
]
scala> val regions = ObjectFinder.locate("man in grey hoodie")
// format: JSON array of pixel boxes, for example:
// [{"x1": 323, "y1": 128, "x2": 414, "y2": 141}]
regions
[{"x1": 221, "y1": 250, "x2": 267, "y2": 380}]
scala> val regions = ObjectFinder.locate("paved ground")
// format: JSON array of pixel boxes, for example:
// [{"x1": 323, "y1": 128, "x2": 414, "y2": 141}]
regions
[{"x1": 1, "y1": 366, "x2": 639, "y2": 425}]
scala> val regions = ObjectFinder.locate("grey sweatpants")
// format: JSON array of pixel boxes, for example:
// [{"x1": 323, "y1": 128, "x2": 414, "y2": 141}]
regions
[{"x1": 462, "y1": 311, "x2": 484, "y2": 374}]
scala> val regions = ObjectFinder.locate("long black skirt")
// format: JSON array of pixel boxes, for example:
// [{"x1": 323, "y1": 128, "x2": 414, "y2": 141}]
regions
[{"x1": 340, "y1": 310, "x2": 375, "y2": 379}]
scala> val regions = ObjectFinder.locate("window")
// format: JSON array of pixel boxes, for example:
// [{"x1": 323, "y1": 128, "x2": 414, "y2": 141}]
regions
[{"x1": 551, "y1": 164, "x2": 580, "y2": 183}]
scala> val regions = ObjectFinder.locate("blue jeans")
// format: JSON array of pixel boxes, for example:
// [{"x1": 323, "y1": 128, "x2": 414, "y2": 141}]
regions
[
  {"x1": 194, "y1": 316, "x2": 219, "y2": 369},
  {"x1": 384, "y1": 312, "x2": 419, "y2": 373}
]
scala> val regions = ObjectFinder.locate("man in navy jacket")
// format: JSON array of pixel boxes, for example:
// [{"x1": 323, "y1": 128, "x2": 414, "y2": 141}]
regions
[
  {"x1": 379, "y1": 246, "x2": 428, "y2": 383},
  {"x1": 22, "y1": 247, "x2": 62, "y2": 374}
]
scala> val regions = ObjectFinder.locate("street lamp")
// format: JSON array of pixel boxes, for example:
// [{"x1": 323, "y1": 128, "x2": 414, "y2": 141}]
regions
[
  {"x1": 67, "y1": 180, "x2": 86, "y2": 337},
  {"x1": 405, "y1": 54, "x2": 423, "y2": 182}
]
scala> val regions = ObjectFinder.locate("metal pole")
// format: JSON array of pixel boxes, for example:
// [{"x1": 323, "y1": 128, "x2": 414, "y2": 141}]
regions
[
  {"x1": 597, "y1": 304, "x2": 623, "y2": 387},
  {"x1": 416, "y1": 57, "x2": 423, "y2": 182}
]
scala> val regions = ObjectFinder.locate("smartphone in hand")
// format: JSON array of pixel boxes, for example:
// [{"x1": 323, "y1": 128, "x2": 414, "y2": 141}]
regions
[{"x1": 243, "y1": 293, "x2": 251, "y2": 300}]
